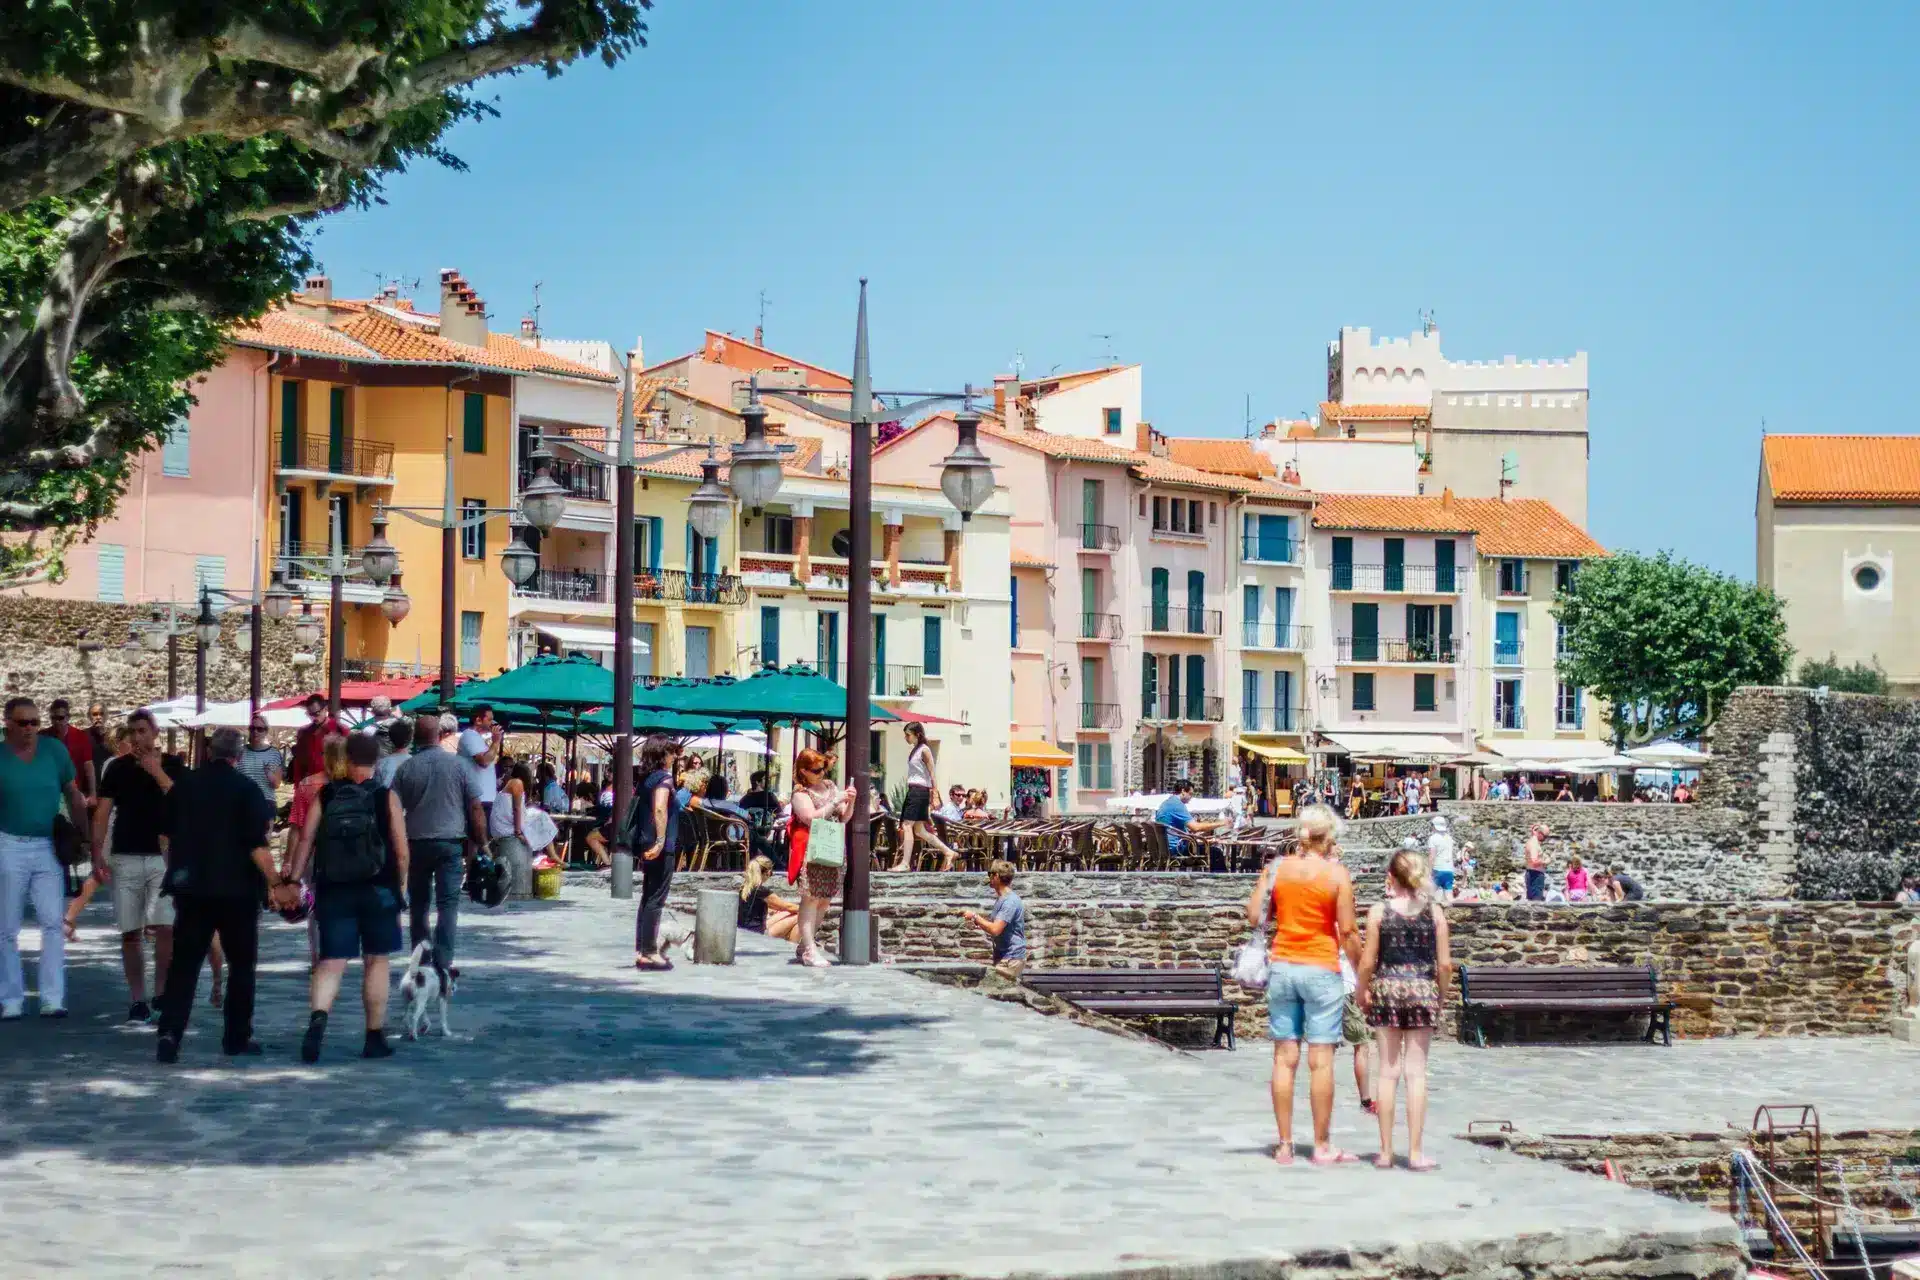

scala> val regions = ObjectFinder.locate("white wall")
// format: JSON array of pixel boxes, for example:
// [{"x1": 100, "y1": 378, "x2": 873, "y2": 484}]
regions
[
  {"x1": 1253, "y1": 438, "x2": 1422, "y2": 495},
  {"x1": 518, "y1": 374, "x2": 617, "y2": 432},
  {"x1": 1030, "y1": 367, "x2": 1143, "y2": 442},
  {"x1": 1333, "y1": 326, "x2": 1588, "y2": 406}
]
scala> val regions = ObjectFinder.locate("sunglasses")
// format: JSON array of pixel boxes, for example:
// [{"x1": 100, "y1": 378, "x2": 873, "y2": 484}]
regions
[
  {"x1": 250, "y1": 724, "x2": 269, "y2": 732},
  {"x1": 9, "y1": 717, "x2": 41, "y2": 728}
]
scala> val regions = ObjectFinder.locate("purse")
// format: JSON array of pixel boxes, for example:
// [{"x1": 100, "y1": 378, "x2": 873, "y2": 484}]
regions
[
  {"x1": 50, "y1": 813, "x2": 87, "y2": 868},
  {"x1": 804, "y1": 818, "x2": 847, "y2": 870}
]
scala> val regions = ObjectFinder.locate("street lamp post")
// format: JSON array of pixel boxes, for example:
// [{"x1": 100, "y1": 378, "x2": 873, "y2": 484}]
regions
[
  {"x1": 610, "y1": 354, "x2": 638, "y2": 899},
  {"x1": 748, "y1": 280, "x2": 997, "y2": 964}
]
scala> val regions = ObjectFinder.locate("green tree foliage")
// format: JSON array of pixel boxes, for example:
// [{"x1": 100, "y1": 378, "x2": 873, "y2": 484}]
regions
[
  {"x1": 0, "y1": 2, "x2": 650, "y2": 582},
  {"x1": 1795, "y1": 652, "x2": 1890, "y2": 696},
  {"x1": 1554, "y1": 551, "x2": 1792, "y2": 747}
]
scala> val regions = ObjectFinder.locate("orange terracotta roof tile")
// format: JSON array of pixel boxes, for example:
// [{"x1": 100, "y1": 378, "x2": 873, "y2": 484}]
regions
[
  {"x1": 1130, "y1": 454, "x2": 1257, "y2": 494},
  {"x1": 230, "y1": 312, "x2": 381, "y2": 362},
  {"x1": 1010, "y1": 547, "x2": 1053, "y2": 569},
  {"x1": 1320, "y1": 401, "x2": 1432, "y2": 420},
  {"x1": 1165, "y1": 438, "x2": 1277, "y2": 478},
  {"x1": 1763, "y1": 435, "x2": 1920, "y2": 502},
  {"x1": 631, "y1": 435, "x2": 822, "y2": 482},
  {"x1": 1019, "y1": 365, "x2": 1134, "y2": 398},
  {"x1": 978, "y1": 422, "x2": 1141, "y2": 465},
  {"x1": 234, "y1": 307, "x2": 615, "y2": 382},
  {"x1": 1311, "y1": 494, "x2": 1604, "y2": 557}
]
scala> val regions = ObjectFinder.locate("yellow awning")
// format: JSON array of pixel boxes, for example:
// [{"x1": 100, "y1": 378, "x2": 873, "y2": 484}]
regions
[
  {"x1": 1235, "y1": 738, "x2": 1309, "y2": 763},
  {"x1": 1009, "y1": 739, "x2": 1074, "y2": 768}
]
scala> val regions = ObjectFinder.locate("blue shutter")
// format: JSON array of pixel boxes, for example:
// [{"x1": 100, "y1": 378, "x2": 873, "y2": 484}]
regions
[
  {"x1": 1186, "y1": 654, "x2": 1205, "y2": 721},
  {"x1": 96, "y1": 544, "x2": 126, "y2": 602},
  {"x1": 923, "y1": 615, "x2": 942, "y2": 676},
  {"x1": 647, "y1": 517, "x2": 663, "y2": 573},
  {"x1": 704, "y1": 531, "x2": 719, "y2": 577},
  {"x1": 1242, "y1": 669, "x2": 1260, "y2": 728},
  {"x1": 1275, "y1": 670, "x2": 1293, "y2": 731},
  {"x1": 1009, "y1": 574, "x2": 1018, "y2": 647},
  {"x1": 685, "y1": 522, "x2": 694, "y2": 576},
  {"x1": 760, "y1": 606, "x2": 779, "y2": 668},
  {"x1": 1243, "y1": 584, "x2": 1261, "y2": 646},
  {"x1": 873, "y1": 613, "x2": 887, "y2": 694},
  {"x1": 160, "y1": 417, "x2": 190, "y2": 476}
]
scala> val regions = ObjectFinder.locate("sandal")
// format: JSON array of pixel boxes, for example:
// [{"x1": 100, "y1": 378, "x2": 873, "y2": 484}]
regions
[
  {"x1": 1310, "y1": 1148, "x2": 1361, "y2": 1166},
  {"x1": 62, "y1": 920, "x2": 78, "y2": 943},
  {"x1": 1407, "y1": 1157, "x2": 1440, "y2": 1172},
  {"x1": 1272, "y1": 1145, "x2": 1295, "y2": 1166},
  {"x1": 1372, "y1": 1154, "x2": 1395, "y2": 1170}
]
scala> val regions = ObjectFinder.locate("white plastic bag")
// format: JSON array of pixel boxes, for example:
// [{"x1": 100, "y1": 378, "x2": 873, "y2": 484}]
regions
[{"x1": 1232, "y1": 934, "x2": 1271, "y2": 993}]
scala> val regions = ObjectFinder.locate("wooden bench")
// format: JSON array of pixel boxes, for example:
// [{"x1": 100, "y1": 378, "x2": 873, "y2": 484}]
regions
[
  {"x1": 1457, "y1": 964, "x2": 1673, "y2": 1047},
  {"x1": 1021, "y1": 968, "x2": 1238, "y2": 1049}
]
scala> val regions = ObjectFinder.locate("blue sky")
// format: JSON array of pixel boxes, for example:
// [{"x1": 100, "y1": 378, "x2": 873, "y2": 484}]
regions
[{"x1": 310, "y1": 1, "x2": 1919, "y2": 576}]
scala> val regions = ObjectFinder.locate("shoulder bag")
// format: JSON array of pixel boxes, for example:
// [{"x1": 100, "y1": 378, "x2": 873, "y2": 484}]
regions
[
  {"x1": 51, "y1": 813, "x2": 87, "y2": 868},
  {"x1": 804, "y1": 817, "x2": 847, "y2": 870}
]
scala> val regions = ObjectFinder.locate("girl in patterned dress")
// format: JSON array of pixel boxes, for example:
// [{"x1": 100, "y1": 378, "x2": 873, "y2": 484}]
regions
[{"x1": 1357, "y1": 848, "x2": 1453, "y2": 1171}]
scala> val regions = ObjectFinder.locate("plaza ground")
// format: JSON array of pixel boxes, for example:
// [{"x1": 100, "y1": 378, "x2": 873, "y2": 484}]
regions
[{"x1": 5, "y1": 878, "x2": 1902, "y2": 1278}]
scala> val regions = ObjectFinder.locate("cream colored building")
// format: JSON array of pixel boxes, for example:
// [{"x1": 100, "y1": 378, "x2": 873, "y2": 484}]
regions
[{"x1": 1758, "y1": 435, "x2": 1920, "y2": 695}]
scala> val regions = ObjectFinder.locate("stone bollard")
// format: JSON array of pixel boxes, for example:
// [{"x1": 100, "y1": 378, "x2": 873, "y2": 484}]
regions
[{"x1": 693, "y1": 889, "x2": 738, "y2": 965}]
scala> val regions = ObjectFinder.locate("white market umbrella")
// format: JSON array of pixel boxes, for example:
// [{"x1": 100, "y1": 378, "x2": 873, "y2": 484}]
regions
[
  {"x1": 181, "y1": 700, "x2": 310, "y2": 730},
  {"x1": 1562, "y1": 754, "x2": 1639, "y2": 771},
  {"x1": 1627, "y1": 742, "x2": 1710, "y2": 766},
  {"x1": 139, "y1": 695, "x2": 205, "y2": 729},
  {"x1": 675, "y1": 730, "x2": 769, "y2": 756}
]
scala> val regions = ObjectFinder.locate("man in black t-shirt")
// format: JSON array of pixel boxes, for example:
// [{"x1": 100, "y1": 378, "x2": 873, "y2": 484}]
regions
[
  {"x1": 92, "y1": 709, "x2": 186, "y2": 1023},
  {"x1": 288, "y1": 732, "x2": 409, "y2": 1063}
]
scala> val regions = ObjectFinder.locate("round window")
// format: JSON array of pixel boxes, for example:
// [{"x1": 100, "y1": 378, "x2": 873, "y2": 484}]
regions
[{"x1": 1854, "y1": 564, "x2": 1883, "y2": 592}]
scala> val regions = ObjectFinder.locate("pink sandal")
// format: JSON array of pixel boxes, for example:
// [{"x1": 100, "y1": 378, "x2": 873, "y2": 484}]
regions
[{"x1": 1311, "y1": 1148, "x2": 1361, "y2": 1166}]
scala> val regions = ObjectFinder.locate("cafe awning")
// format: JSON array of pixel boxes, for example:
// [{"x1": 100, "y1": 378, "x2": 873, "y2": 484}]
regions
[
  {"x1": 1321, "y1": 731, "x2": 1465, "y2": 761},
  {"x1": 1235, "y1": 738, "x2": 1309, "y2": 763},
  {"x1": 1486, "y1": 738, "x2": 1609, "y2": 762},
  {"x1": 536, "y1": 622, "x2": 650, "y2": 655},
  {"x1": 1009, "y1": 739, "x2": 1073, "y2": 768}
]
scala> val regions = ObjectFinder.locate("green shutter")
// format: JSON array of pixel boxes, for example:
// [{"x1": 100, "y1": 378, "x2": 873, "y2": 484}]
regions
[
  {"x1": 328, "y1": 387, "x2": 347, "y2": 473},
  {"x1": 760, "y1": 606, "x2": 780, "y2": 668},
  {"x1": 1142, "y1": 654, "x2": 1157, "y2": 718},
  {"x1": 280, "y1": 381, "x2": 300, "y2": 466},
  {"x1": 96, "y1": 544, "x2": 126, "y2": 602},
  {"x1": 463, "y1": 392, "x2": 486, "y2": 454},
  {"x1": 923, "y1": 615, "x2": 942, "y2": 677}
]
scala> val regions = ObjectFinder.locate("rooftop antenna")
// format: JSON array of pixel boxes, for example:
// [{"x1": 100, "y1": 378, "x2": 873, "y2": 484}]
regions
[
  {"x1": 1499, "y1": 449, "x2": 1518, "y2": 500},
  {"x1": 1011, "y1": 350, "x2": 1026, "y2": 380},
  {"x1": 1243, "y1": 392, "x2": 1252, "y2": 439},
  {"x1": 1092, "y1": 333, "x2": 1116, "y2": 366},
  {"x1": 1420, "y1": 307, "x2": 1437, "y2": 336},
  {"x1": 756, "y1": 289, "x2": 769, "y2": 346},
  {"x1": 530, "y1": 280, "x2": 543, "y2": 340}
]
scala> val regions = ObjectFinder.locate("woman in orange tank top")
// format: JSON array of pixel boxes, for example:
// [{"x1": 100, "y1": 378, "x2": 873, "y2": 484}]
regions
[{"x1": 1245, "y1": 804, "x2": 1360, "y2": 1166}]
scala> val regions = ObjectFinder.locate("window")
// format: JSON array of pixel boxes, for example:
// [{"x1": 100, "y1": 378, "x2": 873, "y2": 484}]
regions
[
  {"x1": 1352, "y1": 672, "x2": 1376, "y2": 712},
  {"x1": 327, "y1": 493, "x2": 350, "y2": 556},
  {"x1": 1169, "y1": 500, "x2": 1184, "y2": 533},
  {"x1": 1081, "y1": 478, "x2": 1102, "y2": 544},
  {"x1": 160, "y1": 416, "x2": 190, "y2": 476},
  {"x1": 1383, "y1": 537, "x2": 1404, "y2": 591},
  {"x1": 462, "y1": 392, "x2": 486, "y2": 454},
  {"x1": 1185, "y1": 570, "x2": 1205, "y2": 633},
  {"x1": 1494, "y1": 678, "x2": 1523, "y2": 729},
  {"x1": 1207, "y1": 502, "x2": 1217, "y2": 524},
  {"x1": 763, "y1": 514, "x2": 795, "y2": 554},
  {"x1": 278, "y1": 489, "x2": 304, "y2": 559},
  {"x1": 460, "y1": 611, "x2": 483, "y2": 671},
  {"x1": 1102, "y1": 407, "x2": 1122, "y2": 435},
  {"x1": 634, "y1": 518, "x2": 655, "y2": 573},
  {"x1": 1141, "y1": 653, "x2": 1158, "y2": 718},
  {"x1": 759, "y1": 606, "x2": 780, "y2": 668},
  {"x1": 279, "y1": 380, "x2": 302, "y2": 467},
  {"x1": 1498, "y1": 558, "x2": 1528, "y2": 595},
  {"x1": 1243, "y1": 583, "x2": 1261, "y2": 646},
  {"x1": 1185, "y1": 654, "x2": 1205, "y2": 720},
  {"x1": 1854, "y1": 563, "x2": 1884, "y2": 592},
  {"x1": 1331, "y1": 536, "x2": 1354, "y2": 591},
  {"x1": 634, "y1": 622, "x2": 656, "y2": 677},
  {"x1": 1555, "y1": 560, "x2": 1578, "y2": 594},
  {"x1": 1152, "y1": 496, "x2": 1167, "y2": 530},
  {"x1": 1494, "y1": 610, "x2": 1522, "y2": 665},
  {"x1": 1349, "y1": 601, "x2": 1378, "y2": 662},
  {"x1": 924, "y1": 615, "x2": 942, "y2": 676},
  {"x1": 1242, "y1": 669, "x2": 1261, "y2": 727},
  {"x1": 1078, "y1": 742, "x2": 1096, "y2": 789},
  {"x1": 1149, "y1": 567, "x2": 1170, "y2": 630},
  {"x1": 461, "y1": 499, "x2": 485, "y2": 560},
  {"x1": 1556, "y1": 682, "x2": 1584, "y2": 729},
  {"x1": 817, "y1": 610, "x2": 841, "y2": 680},
  {"x1": 1555, "y1": 620, "x2": 1569, "y2": 660},
  {"x1": 1138, "y1": 493, "x2": 1147, "y2": 518},
  {"x1": 1189, "y1": 499, "x2": 1203, "y2": 531},
  {"x1": 871, "y1": 614, "x2": 887, "y2": 694},
  {"x1": 1434, "y1": 538, "x2": 1457, "y2": 592},
  {"x1": 328, "y1": 387, "x2": 348, "y2": 473},
  {"x1": 96, "y1": 544, "x2": 125, "y2": 602},
  {"x1": 194, "y1": 555, "x2": 227, "y2": 605},
  {"x1": 1413, "y1": 673, "x2": 1437, "y2": 712},
  {"x1": 686, "y1": 626, "x2": 713, "y2": 679}
]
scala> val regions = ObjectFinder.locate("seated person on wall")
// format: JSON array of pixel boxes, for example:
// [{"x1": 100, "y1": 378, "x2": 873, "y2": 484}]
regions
[
  {"x1": 738, "y1": 855, "x2": 799, "y2": 941},
  {"x1": 960, "y1": 860, "x2": 1029, "y2": 978},
  {"x1": 1155, "y1": 781, "x2": 1223, "y2": 854}
]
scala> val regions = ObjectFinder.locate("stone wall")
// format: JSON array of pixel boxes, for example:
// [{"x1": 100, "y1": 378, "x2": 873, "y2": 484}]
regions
[
  {"x1": 0, "y1": 597, "x2": 306, "y2": 711},
  {"x1": 1702, "y1": 685, "x2": 1920, "y2": 899},
  {"x1": 671, "y1": 872, "x2": 1920, "y2": 1040}
]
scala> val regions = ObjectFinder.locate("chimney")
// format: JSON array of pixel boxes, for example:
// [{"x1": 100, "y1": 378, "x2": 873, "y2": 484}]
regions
[
  {"x1": 301, "y1": 273, "x2": 331, "y2": 304},
  {"x1": 1440, "y1": 486, "x2": 1455, "y2": 508},
  {"x1": 286, "y1": 272, "x2": 334, "y2": 321},
  {"x1": 753, "y1": 325, "x2": 764, "y2": 346},
  {"x1": 438, "y1": 268, "x2": 488, "y2": 349},
  {"x1": 1135, "y1": 421, "x2": 1151, "y2": 454},
  {"x1": 991, "y1": 374, "x2": 1015, "y2": 420},
  {"x1": 520, "y1": 315, "x2": 538, "y2": 341}
]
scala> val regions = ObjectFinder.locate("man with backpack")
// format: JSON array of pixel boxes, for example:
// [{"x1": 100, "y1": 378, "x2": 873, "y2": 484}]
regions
[
  {"x1": 389, "y1": 713, "x2": 484, "y2": 973},
  {"x1": 287, "y1": 733, "x2": 409, "y2": 1062}
]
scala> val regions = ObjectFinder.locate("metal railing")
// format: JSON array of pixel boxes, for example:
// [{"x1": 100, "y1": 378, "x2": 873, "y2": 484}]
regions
[
  {"x1": 1242, "y1": 623, "x2": 1311, "y2": 650},
  {"x1": 1143, "y1": 605, "x2": 1224, "y2": 636},
  {"x1": 1079, "y1": 522, "x2": 1120, "y2": 551},
  {"x1": 1329, "y1": 562, "x2": 1461, "y2": 593},
  {"x1": 518, "y1": 568, "x2": 608, "y2": 603},
  {"x1": 1079, "y1": 701, "x2": 1122, "y2": 729},
  {"x1": 1493, "y1": 642, "x2": 1524, "y2": 666},
  {"x1": 1240, "y1": 534, "x2": 1300, "y2": 564},
  {"x1": 1239, "y1": 705, "x2": 1307, "y2": 733},
  {"x1": 802, "y1": 661, "x2": 926, "y2": 698},
  {"x1": 1142, "y1": 693, "x2": 1225, "y2": 723},
  {"x1": 273, "y1": 433, "x2": 395, "y2": 480},
  {"x1": 1494, "y1": 700, "x2": 1526, "y2": 730},
  {"x1": 341, "y1": 659, "x2": 439, "y2": 681},
  {"x1": 1336, "y1": 636, "x2": 1460, "y2": 664},
  {"x1": 634, "y1": 567, "x2": 747, "y2": 606},
  {"x1": 278, "y1": 542, "x2": 374, "y2": 580},
  {"x1": 1079, "y1": 612, "x2": 1123, "y2": 640},
  {"x1": 519, "y1": 455, "x2": 609, "y2": 502},
  {"x1": 1497, "y1": 566, "x2": 1531, "y2": 596}
]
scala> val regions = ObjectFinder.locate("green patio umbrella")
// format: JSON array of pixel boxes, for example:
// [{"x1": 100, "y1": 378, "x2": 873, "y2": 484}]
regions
[
  {"x1": 454, "y1": 653, "x2": 616, "y2": 710},
  {"x1": 633, "y1": 665, "x2": 899, "y2": 723},
  {"x1": 577, "y1": 705, "x2": 757, "y2": 737}
]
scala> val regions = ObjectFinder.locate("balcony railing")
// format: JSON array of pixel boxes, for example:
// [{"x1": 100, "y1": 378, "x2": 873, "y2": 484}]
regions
[
  {"x1": 1239, "y1": 705, "x2": 1307, "y2": 733},
  {"x1": 738, "y1": 552, "x2": 951, "y2": 592},
  {"x1": 1143, "y1": 693, "x2": 1225, "y2": 723},
  {"x1": 1329, "y1": 563, "x2": 1460, "y2": 594},
  {"x1": 342, "y1": 659, "x2": 439, "y2": 681},
  {"x1": 274, "y1": 433, "x2": 396, "y2": 481},
  {"x1": 1494, "y1": 701, "x2": 1526, "y2": 731},
  {"x1": 1336, "y1": 636, "x2": 1460, "y2": 664},
  {"x1": 278, "y1": 542, "x2": 374, "y2": 580},
  {"x1": 1555, "y1": 709, "x2": 1585, "y2": 731},
  {"x1": 1240, "y1": 534, "x2": 1300, "y2": 565},
  {"x1": 1079, "y1": 701, "x2": 1122, "y2": 729},
  {"x1": 1079, "y1": 612, "x2": 1123, "y2": 641},
  {"x1": 1493, "y1": 642, "x2": 1525, "y2": 666},
  {"x1": 1143, "y1": 606, "x2": 1224, "y2": 637},
  {"x1": 1079, "y1": 523, "x2": 1120, "y2": 551},
  {"x1": 1242, "y1": 623, "x2": 1311, "y2": 650},
  {"x1": 634, "y1": 568, "x2": 746, "y2": 606},
  {"x1": 518, "y1": 567, "x2": 608, "y2": 604},
  {"x1": 519, "y1": 455, "x2": 609, "y2": 502},
  {"x1": 802, "y1": 662, "x2": 926, "y2": 698}
]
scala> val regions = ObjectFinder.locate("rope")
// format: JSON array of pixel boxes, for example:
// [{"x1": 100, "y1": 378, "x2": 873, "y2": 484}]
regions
[
  {"x1": 1733, "y1": 1150, "x2": 1828, "y2": 1280},
  {"x1": 1832, "y1": 1158, "x2": 1874, "y2": 1277},
  {"x1": 1739, "y1": 1149, "x2": 1919, "y2": 1222}
]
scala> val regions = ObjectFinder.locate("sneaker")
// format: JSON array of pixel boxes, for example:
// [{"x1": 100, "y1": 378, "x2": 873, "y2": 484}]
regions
[
  {"x1": 155, "y1": 1033, "x2": 181, "y2": 1064},
  {"x1": 299, "y1": 1011, "x2": 327, "y2": 1064},
  {"x1": 0, "y1": 1002, "x2": 21, "y2": 1021},
  {"x1": 127, "y1": 1001, "x2": 152, "y2": 1024},
  {"x1": 362, "y1": 1029, "x2": 393, "y2": 1059}
]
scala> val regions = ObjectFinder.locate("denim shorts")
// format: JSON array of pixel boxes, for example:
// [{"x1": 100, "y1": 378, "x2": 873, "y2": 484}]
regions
[
  {"x1": 314, "y1": 882, "x2": 403, "y2": 961},
  {"x1": 1433, "y1": 869, "x2": 1456, "y2": 892},
  {"x1": 1267, "y1": 960, "x2": 1346, "y2": 1044}
]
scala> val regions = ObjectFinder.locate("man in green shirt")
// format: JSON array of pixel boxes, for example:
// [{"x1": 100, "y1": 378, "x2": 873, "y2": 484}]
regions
[{"x1": 0, "y1": 695, "x2": 96, "y2": 1018}]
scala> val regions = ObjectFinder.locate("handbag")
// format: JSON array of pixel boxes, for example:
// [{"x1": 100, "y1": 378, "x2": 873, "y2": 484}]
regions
[
  {"x1": 50, "y1": 813, "x2": 87, "y2": 868},
  {"x1": 804, "y1": 818, "x2": 847, "y2": 870},
  {"x1": 1232, "y1": 868, "x2": 1273, "y2": 993}
]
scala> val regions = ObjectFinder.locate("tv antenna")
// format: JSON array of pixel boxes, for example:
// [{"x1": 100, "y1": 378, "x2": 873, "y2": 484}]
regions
[
  {"x1": 1499, "y1": 449, "x2": 1518, "y2": 499},
  {"x1": 1243, "y1": 392, "x2": 1253, "y2": 439},
  {"x1": 756, "y1": 289, "x2": 770, "y2": 345},
  {"x1": 1011, "y1": 350, "x2": 1026, "y2": 380},
  {"x1": 530, "y1": 280, "x2": 543, "y2": 335},
  {"x1": 1419, "y1": 307, "x2": 1437, "y2": 336},
  {"x1": 1092, "y1": 332, "x2": 1116, "y2": 365}
]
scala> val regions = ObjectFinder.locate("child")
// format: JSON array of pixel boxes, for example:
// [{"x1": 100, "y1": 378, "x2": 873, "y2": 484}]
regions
[{"x1": 961, "y1": 860, "x2": 1029, "y2": 978}]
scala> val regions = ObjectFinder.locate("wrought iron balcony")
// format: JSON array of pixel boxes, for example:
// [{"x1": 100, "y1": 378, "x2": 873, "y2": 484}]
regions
[
  {"x1": 1079, "y1": 701, "x2": 1122, "y2": 729},
  {"x1": 1242, "y1": 623, "x2": 1311, "y2": 651},
  {"x1": 1079, "y1": 522, "x2": 1120, "y2": 551},
  {"x1": 1079, "y1": 612, "x2": 1123, "y2": 641},
  {"x1": 1143, "y1": 606, "x2": 1223, "y2": 637},
  {"x1": 1329, "y1": 563, "x2": 1461, "y2": 594},
  {"x1": 517, "y1": 568, "x2": 608, "y2": 604},
  {"x1": 273, "y1": 434, "x2": 395, "y2": 481},
  {"x1": 634, "y1": 568, "x2": 746, "y2": 606},
  {"x1": 1335, "y1": 636, "x2": 1460, "y2": 664},
  {"x1": 1142, "y1": 693, "x2": 1225, "y2": 723},
  {"x1": 801, "y1": 662, "x2": 926, "y2": 698},
  {"x1": 1240, "y1": 534, "x2": 1300, "y2": 565},
  {"x1": 519, "y1": 455, "x2": 609, "y2": 502},
  {"x1": 1239, "y1": 705, "x2": 1307, "y2": 733},
  {"x1": 277, "y1": 542, "x2": 375, "y2": 580}
]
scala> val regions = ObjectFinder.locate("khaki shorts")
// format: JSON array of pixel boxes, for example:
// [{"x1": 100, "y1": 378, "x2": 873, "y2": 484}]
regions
[
  {"x1": 1342, "y1": 995, "x2": 1374, "y2": 1045},
  {"x1": 111, "y1": 854, "x2": 174, "y2": 932},
  {"x1": 993, "y1": 958, "x2": 1027, "y2": 980}
]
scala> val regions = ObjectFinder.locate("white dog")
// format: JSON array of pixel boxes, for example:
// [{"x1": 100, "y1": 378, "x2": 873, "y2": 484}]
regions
[
  {"x1": 656, "y1": 909, "x2": 696, "y2": 961},
  {"x1": 399, "y1": 942, "x2": 458, "y2": 1040}
]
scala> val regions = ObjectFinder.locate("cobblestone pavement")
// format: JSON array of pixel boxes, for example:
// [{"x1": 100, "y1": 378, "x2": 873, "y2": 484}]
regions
[{"x1": 2, "y1": 881, "x2": 1743, "y2": 1278}]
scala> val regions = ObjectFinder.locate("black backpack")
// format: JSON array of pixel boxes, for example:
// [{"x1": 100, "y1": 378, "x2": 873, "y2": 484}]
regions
[
  {"x1": 623, "y1": 770, "x2": 670, "y2": 851},
  {"x1": 316, "y1": 781, "x2": 387, "y2": 884}
]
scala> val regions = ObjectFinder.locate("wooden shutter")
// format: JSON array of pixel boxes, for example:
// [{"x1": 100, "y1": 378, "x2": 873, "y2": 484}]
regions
[{"x1": 463, "y1": 392, "x2": 486, "y2": 453}]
